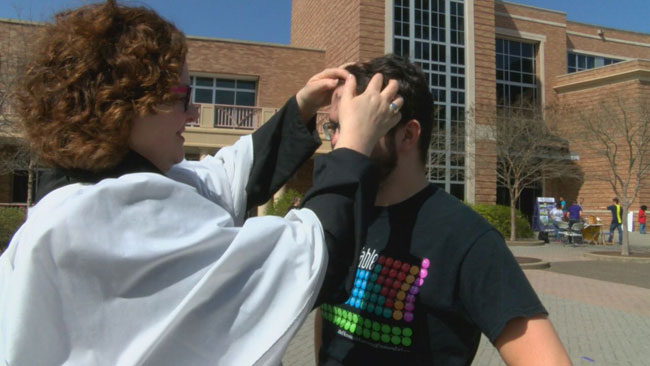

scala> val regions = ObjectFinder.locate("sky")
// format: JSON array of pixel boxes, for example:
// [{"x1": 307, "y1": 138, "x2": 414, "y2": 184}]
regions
[{"x1": 0, "y1": 0, "x2": 649, "y2": 45}]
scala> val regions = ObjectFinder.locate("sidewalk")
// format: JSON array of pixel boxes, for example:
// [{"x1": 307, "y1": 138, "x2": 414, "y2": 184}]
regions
[
  {"x1": 475, "y1": 242, "x2": 650, "y2": 366},
  {"x1": 282, "y1": 237, "x2": 650, "y2": 365}
]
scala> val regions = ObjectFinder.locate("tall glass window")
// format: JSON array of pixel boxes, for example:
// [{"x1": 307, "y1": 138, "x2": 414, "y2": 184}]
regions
[
  {"x1": 567, "y1": 52, "x2": 622, "y2": 73},
  {"x1": 394, "y1": 0, "x2": 465, "y2": 200},
  {"x1": 496, "y1": 38, "x2": 537, "y2": 110}
]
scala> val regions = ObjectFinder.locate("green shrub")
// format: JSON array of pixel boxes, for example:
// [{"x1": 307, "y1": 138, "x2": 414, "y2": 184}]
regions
[
  {"x1": 468, "y1": 203, "x2": 533, "y2": 239},
  {"x1": 264, "y1": 189, "x2": 303, "y2": 216},
  {"x1": 0, "y1": 207, "x2": 26, "y2": 253}
]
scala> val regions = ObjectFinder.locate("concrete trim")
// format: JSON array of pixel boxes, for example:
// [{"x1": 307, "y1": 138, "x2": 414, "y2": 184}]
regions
[
  {"x1": 566, "y1": 31, "x2": 650, "y2": 49},
  {"x1": 190, "y1": 71, "x2": 259, "y2": 80},
  {"x1": 495, "y1": 27, "x2": 547, "y2": 42},
  {"x1": 554, "y1": 69, "x2": 650, "y2": 94},
  {"x1": 584, "y1": 252, "x2": 650, "y2": 264},
  {"x1": 186, "y1": 35, "x2": 326, "y2": 52},
  {"x1": 495, "y1": 12, "x2": 566, "y2": 28},
  {"x1": 507, "y1": 240, "x2": 546, "y2": 247},
  {"x1": 567, "y1": 48, "x2": 633, "y2": 62},
  {"x1": 519, "y1": 260, "x2": 551, "y2": 270},
  {"x1": 568, "y1": 20, "x2": 650, "y2": 37},
  {"x1": 497, "y1": 1, "x2": 566, "y2": 16},
  {"x1": 384, "y1": 0, "x2": 394, "y2": 54},
  {"x1": 464, "y1": 0, "x2": 477, "y2": 204},
  {"x1": 475, "y1": 124, "x2": 496, "y2": 141},
  {"x1": 0, "y1": 18, "x2": 45, "y2": 26}
]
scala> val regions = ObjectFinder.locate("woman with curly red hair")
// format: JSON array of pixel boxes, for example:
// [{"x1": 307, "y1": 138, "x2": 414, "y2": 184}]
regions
[{"x1": 0, "y1": 1, "x2": 403, "y2": 364}]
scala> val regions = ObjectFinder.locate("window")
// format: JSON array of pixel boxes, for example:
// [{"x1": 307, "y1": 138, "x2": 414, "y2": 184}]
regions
[
  {"x1": 496, "y1": 38, "x2": 537, "y2": 110},
  {"x1": 189, "y1": 76, "x2": 256, "y2": 106},
  {"x1": 567, "y1": 52, "x2": 622, "y2": 73},
  {"x1": 394, "y1": 0, "x2": 466, "y2": 200}
]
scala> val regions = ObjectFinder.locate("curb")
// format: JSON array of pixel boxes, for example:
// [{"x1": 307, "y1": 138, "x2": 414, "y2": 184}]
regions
[
  {"x1": 516, "y1": 256, "x2": 551, "y2": 269},
  {"x1": 583, "y1": 252, "x2": 650, "y2": 263},
  {"x1": 506, "y1": 240, "x2": 545, "y2": 247}
]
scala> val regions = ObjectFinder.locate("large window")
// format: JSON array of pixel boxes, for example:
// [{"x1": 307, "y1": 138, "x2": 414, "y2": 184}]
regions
[
  {"x1": 394, "y1": 0, "x2": 466, "y2": 200},
  {"x1": 496, "y1": 38, "x2": 537, "y2": 110},
  {"x1": 567, "y1": 52, "x2": 622, "y2": 73},
  {"x1": 190, "y1": 76, "x2": 256, "y2": 106}
]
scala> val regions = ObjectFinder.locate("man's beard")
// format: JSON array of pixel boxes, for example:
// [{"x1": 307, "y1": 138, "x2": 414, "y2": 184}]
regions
[{"x1": 371, "y1": 132, "x2": 397, "y2": 181}]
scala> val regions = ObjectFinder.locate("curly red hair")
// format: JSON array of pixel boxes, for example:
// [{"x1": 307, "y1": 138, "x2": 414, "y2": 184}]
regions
[{"x1": 16, "y1": 0, "x2": 187, "y2": 171}]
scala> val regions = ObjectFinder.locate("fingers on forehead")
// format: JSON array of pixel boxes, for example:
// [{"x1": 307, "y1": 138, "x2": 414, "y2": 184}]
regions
[{"x1": 323, "y1": 68, "x2": 350, "y2": 79}]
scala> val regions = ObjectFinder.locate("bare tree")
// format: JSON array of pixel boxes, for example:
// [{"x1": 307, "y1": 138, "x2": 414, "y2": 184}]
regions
[
  {"x1": 426, "y1": 109, "x2": 466, "y2": 184},
  {"x1": 576, "y1": 97, "x2": 650, "y2": 256},
  {"x1": 0, "y1": 19, "x2": 40, "y2": 205},
  {"x1": 490, "y1": 106, "x2": 582, "y2": 241}
]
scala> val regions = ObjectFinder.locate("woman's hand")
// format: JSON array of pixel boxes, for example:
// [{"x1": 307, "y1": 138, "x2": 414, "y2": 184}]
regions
[
  {"x1": 296, "y1": 68, "x2": 350, "y2": 123},
  {"x1": 334, "y1": 73, "x2": 404, "y2": 156}
]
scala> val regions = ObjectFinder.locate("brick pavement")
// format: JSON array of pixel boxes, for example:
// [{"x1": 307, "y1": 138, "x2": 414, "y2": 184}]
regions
[{"x1": 282, "y1": 240, "x2": 650, "y2": 365}]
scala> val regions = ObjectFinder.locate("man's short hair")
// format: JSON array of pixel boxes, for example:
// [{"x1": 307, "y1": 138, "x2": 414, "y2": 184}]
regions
[
  {"x1": 344, "y1": 54, "x2": 434, "y2": 164},
  {"x1": 613, "y1": 198, "x2": 620, "y2": 204}
]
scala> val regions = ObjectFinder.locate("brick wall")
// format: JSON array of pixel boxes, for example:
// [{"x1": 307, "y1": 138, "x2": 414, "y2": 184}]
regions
[
  {"x1": 291, "y1": 0, "x2": 361, "y2": 67},
  {"x1": 567, "y1": 22, "x2": 650, "y2": 61},
  {"x1": 187, "y1": 38, "x2": 326, "y2": 108},
  {"x1": 291, "y1": 0, "x2": 385, "y2": 67},
  {"x1": 472, "y1": 0, "x2": 498, "y2": 204},
  {"x1": 495, "y1": 2, "x2": 567, "y2": 106},
  {"x1": 491, "y1": 1, "x2": 650, "y2": 212},
  {"x1": 552, "y1": 66, "x2": 650, "y2": 213},
  {"x1": 358, "y1": 0, "x2": 386, "y2": 62}
]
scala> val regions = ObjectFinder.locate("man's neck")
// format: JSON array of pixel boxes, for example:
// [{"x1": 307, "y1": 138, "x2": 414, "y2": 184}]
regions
[{"x1": 375, "y1": 162, "x2": 428, "y2": 207}]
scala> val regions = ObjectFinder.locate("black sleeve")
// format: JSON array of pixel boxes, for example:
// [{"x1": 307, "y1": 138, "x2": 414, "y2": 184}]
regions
[
  {"x1": 459, "y1": 230, "x2": 547, "y2": 343},
  {"x1": 301, "y1": 148, "x2": 379, "y2": 307},
  {"x1": 245, "y1": 96, "x2": 321, "y2": 210}
]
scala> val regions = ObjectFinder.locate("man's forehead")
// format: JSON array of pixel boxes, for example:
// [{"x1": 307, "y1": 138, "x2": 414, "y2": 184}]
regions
[
  {"x1": 333, "y1": 83, "x2": 345, "y2": 99},
  {"x1": 330, "y1": 84, "x2": 345, "y2": 109}
]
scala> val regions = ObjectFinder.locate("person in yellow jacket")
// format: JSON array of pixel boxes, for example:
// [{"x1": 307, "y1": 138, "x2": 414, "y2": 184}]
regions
[{"x1": 606, "y1": 198, "x2": 623, "y2": 244}]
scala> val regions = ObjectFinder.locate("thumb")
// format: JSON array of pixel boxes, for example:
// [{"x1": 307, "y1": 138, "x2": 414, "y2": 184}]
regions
[{"x1": 312, "y1": 78, "x2": 340, "y2": 92}]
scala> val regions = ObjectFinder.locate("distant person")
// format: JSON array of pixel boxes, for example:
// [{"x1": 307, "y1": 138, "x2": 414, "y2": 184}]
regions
[
  {"x1": 566, "y1": 200, "x2": 582, "y2": 244},
  {"x1": 550, "y1": 202, "x2": 564, "y2": 241},
  {"x1": 606, "y1": 198, "x2": 623, "y2": 245},
  {"x1": 639, "y1": 205, "x2": 646, "y2": 235},
  {"x1": 559, "y1": 196, "x2": 567, "y2": 212}
]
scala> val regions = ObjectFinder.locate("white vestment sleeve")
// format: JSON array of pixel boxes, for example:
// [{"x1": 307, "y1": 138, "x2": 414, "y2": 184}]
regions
[
  {"x1": 0, "y1": 171, "x2": 326, "y2": 366},
  {"x1": 166, "y1": 135, "x2": 254, "y2": 225}
]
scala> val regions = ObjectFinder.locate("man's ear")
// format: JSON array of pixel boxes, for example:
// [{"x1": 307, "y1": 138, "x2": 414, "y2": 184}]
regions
[{"x1": 397, "y1": 119, "x2": 421, "y2": 153}]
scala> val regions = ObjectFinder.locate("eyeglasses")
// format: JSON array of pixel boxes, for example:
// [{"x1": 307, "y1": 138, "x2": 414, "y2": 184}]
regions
[
  {"x1": 321, "y1": 121, "x2": 339, "y2": 141},
  {"x1": 170, "y1": 85, "x2": 192, "y2": 112}
]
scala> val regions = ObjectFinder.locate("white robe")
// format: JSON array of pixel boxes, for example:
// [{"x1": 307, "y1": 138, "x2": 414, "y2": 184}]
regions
[{"x1": 0, "y1": 135, "x2": 327, "y2": 365}]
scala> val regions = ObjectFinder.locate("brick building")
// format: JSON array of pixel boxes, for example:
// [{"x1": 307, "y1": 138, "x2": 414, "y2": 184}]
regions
[{"x1": 1, "y1": 0, "x2": 650, "y2": 221}]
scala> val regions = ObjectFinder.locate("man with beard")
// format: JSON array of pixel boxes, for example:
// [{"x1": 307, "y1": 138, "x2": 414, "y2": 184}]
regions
[{"x1": 315, "y1": 55, "x2": 570, "y2": 365}]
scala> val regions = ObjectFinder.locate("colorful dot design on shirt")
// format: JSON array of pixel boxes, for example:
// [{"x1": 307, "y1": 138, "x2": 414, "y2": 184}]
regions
[
  {"x1": 341, "y1": 256, "x2": 430, "y2": 324},
  {"x1": 321, "y1": 304, "x2": 414, "y2": 347}
]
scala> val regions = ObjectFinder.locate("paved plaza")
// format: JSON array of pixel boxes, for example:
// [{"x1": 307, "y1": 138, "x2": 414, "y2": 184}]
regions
[{"x1": 282, "y1": 232, "x2": 650, "y2": 365}]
